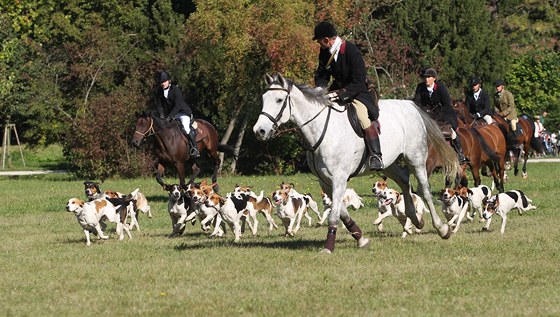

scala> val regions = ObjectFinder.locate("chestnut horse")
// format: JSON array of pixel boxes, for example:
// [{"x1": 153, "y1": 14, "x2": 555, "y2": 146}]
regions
[
  {"x1": 426, "y1": 126, "x2": 480, "y2": 189},
  {"x1": 504, "y1": 117, "x2": 544, "y2": 178},
  {"x1": 132, "y1": 113, "x2": 234, "y2": 189},
  {"x1": 453, "y1": 101, "x2": 507, "y2": 192}
]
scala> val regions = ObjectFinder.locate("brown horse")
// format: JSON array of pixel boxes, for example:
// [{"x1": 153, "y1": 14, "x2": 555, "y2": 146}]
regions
[
  {"x1": 426, "y1": 125, "x2": 491, "y2": 189},
  {"x1": 453, "y1": 101, "x2": 507, "y2": 192},
  {"x1": 132, "y1": 113, "x2": 234, "y2": 188},
  {"x1": 506, "y1": 117, "x2": 544, "y2": 178}
]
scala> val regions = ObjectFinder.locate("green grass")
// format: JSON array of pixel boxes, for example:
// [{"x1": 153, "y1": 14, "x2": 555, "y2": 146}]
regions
[{"x1": 0, "y1": 164, "x2": 559, "y2": 316}]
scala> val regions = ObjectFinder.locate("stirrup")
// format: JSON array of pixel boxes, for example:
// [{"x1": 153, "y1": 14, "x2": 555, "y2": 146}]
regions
[
  {"x1": 190, "y1": 147, "x2": 200, "y2": 158},
  {"x1": 368, "y1": 155, "x2": 384, "y2": 171}
]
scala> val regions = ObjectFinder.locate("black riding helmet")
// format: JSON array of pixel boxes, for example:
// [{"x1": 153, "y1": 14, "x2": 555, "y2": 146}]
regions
[{"x1": 160, "y1": 71, "x2": 171, "y2": 83}]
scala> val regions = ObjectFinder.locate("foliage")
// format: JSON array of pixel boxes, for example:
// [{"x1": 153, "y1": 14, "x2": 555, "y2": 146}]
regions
[
  {"x1": 376, "y1": 0, "x2": 509, "y2": 97},
  {"x1": 179, "y1": 0, "x2": 317, "y2": 174},
  {"x1": 506, "y1": 49, "x2": 560, "y2": 126},
  {"x1": 63, "y1": 92, "x2": 153, "y2": 180},
  {"x1": 1, "y1": 0, "x2": 559, "y2": 177}
]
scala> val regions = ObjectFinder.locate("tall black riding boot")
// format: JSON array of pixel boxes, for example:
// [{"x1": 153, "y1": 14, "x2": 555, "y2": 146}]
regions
[
  {"x1": 186, "y1": 129, "x2": 200, "y2": 158},
  {"x1": 452, "y1": 136, "x2": 469, "y2": 164},
  {"x1": 364, "y1": 124, "x2": 384, "y2": 171}
]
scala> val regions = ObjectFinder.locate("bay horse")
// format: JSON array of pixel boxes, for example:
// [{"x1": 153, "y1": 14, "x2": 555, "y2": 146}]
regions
[
  {"x1": 508, "y1": 117, "x2": 544, "y2": 178},
  {"x1": 426, "y1": 126, "x2": 481, "y2": 189},
  {"x1": 253, "y1": 73, "x2": 459, "y2": 253},
  {"x1": 132, "y1": 113, "x2": 234, "y2": 189},
  {"x1": 453, "y1": 101, "x2": 507, "y2": 192}
]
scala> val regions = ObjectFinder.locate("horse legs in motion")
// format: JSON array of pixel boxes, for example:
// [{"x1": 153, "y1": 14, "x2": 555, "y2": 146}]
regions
[{"x1": 253, "y1": 74, "x2": 458, "y2": 253}]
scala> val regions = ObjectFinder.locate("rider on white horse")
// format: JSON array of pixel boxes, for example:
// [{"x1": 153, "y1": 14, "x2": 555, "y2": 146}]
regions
[
  {"x1": 154, "y1": 71, "x2": 200, "y2": 158},
  {"x1": 313, "y1": 21, "x2": 383, "y2": 171},
  {"x1": 414, "y1": 68, "x2": 469, "y2": 164}
]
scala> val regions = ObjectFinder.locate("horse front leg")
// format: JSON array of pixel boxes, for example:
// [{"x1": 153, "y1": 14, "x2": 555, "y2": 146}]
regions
[
  {"x1": 188, "y1": 162, "x2": 201, "y2": 185},
  {"x1": 176, "y1": 162, "x2": 187, "y2": 188},
  {"x1": 210, "y1": 153, "x2": 221, "y2": 185},
  {"x1": 156, "y1": 163, "x2": 166, "y2": 187},
  {"x1": 323, "y1": 178, "x2": 369, "y2": 254}
]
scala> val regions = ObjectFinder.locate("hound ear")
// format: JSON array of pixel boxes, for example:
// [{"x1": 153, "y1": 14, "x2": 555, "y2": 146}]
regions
[
  {"x1": 381, "y1": 175, "x2": 388, "y2": 181},
  {"x1": 264, "y1": 73, "x2": 274, "y2": 86}
]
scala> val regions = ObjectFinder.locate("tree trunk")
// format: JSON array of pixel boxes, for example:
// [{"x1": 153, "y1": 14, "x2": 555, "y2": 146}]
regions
[
  {"x1": 229, "y1": 115, "x2": 248, "y2": 174},
  {"x1": 218, "y1": 104, "x2": 243, "y2": 173}
]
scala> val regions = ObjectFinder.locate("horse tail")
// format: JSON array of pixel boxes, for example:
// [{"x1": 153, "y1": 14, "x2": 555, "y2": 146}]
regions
[
  {"x1": 470, "y1": 127, "x2": 501, "y2": 163},
  {"x1": 414, "y1": 104, "x2": 459, "y2": 178},
  {"x1": 527, "y1": 120, "x2": 544, "y2": 154},
  {"x1": 218, "y1": 143, "x2": 237, "y2": 158}
]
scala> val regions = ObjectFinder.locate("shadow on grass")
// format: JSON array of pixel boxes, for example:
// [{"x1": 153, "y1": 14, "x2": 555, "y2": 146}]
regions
[{"x1": 174, "y1": 236, "x2": 325, "y2": 251}]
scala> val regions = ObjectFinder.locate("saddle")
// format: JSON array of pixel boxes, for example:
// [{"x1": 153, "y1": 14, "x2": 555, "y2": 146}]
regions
[
  {"x1": 346, "y1": 103, "x2": 363, "y2": 138},
  {"x1": 171, "y1": 119, "x2": 206, "y2": 142}
]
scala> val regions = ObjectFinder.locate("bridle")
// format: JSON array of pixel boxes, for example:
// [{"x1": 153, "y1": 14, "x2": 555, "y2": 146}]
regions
[
  {"x1": 259, "y1": 85, "x2": 333, "y2": 152},
  {"x1": 134, "y1": 117, "x2": 155, "y2": 138},
  {"x1": 258, "y1": 86, "x2": 293, "y2": 132}
]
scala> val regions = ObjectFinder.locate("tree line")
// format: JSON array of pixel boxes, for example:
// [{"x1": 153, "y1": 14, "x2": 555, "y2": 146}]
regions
[{"x1": 1, "y1": 0, "x2": 559, "y2": 178}]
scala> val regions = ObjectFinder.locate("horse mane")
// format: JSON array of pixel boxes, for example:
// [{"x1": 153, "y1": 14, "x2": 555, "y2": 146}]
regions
[
  {"x1": 149, "y1": 112, "x2": 179, "y2": 129},
  {"x1": 295, "y1": 83, "x2": 331, "y2": 106},
  {"x1": 270, "y1": 75, "x2": 330, "y2": 106}
]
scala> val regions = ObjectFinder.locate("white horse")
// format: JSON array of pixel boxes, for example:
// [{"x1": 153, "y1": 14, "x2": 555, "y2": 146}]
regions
[{"x1": 253, "y1": 73, "x2": 459, "y2": 253}]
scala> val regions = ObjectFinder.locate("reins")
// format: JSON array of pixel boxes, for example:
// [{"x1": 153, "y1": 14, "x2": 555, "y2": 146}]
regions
[{"x1": 259, "y1": 85, "x2": 346, "y2": 152}]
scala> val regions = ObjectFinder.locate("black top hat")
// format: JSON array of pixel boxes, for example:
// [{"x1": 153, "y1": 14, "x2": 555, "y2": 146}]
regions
[
  {"x1": 421, "y1": 68, "x2": 438, "y2": 78},
  {"x1": 159, "y1": 71, "x2": 171, "y2": 83},
  {"x1": 470, "y1": 77, "x2": 481, "y2": 86},
  {"x1": 313, "y1": 22, "x2": 337, "y2": 40},
  {"x1": 494, "y1": 79, "x2": 505, "y2": 87}
]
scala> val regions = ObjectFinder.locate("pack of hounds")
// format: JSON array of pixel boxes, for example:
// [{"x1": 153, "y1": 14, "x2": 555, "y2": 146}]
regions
[{"x1": 66, "y1": 177, "x2": 536, "y2": 246}]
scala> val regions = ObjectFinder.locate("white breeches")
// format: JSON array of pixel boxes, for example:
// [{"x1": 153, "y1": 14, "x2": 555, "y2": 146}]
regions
[{"x1": 174, "y1": 114, "x2": 192, "y2": 133}]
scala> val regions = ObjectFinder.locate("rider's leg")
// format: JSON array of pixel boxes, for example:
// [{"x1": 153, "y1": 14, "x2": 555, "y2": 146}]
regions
[
  {"x1": 510, "y1": 118, "x2": 522, "y2": 136},
  {"x1": 354, "y1": 100, "x2": 383, "y2": 171},
  {"x1": 177, "y1": 114, "x2": 200, "y2": 158},
  {"x1": 451, "y1": 129, "x2": 469, "y2": 164}
]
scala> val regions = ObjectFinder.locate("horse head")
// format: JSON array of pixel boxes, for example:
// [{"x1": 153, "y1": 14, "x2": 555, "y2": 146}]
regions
[
  {"x1": 253, "y1": 73, "x2": 293, "y2": 141},
  {"x1": 453, "y1": 100, "x2": 471, "y2": 126},
  {"x1": 132, "y1": 113, "x2": 153, "y2": 147}
]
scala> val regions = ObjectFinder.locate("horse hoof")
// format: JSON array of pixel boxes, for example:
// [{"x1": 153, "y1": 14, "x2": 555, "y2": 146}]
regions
[
  {"x1": 522, "y1": 172, "x2": 528, "y2": 179},
  {"x1": 357, "y1": 237, "x2": 370, "y2": 248},
  {"x1": 320, "y1": 248, "x2": 332, "y2": 254},
  {"x1": 439, "y1": 224, "x2": 453, "y2": 239}
]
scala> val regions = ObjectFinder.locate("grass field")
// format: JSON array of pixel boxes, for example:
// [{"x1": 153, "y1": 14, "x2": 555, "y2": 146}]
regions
[{"x1": 0, "y1": 163, "x2": 559, "y2": 316}]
